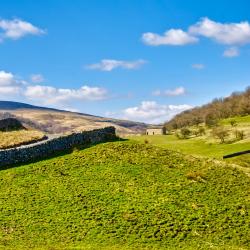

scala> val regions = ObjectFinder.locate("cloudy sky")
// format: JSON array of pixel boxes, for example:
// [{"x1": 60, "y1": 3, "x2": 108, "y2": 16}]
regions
[{"x1": 0, "y1": 0, "x2": 249, "y2": 124}]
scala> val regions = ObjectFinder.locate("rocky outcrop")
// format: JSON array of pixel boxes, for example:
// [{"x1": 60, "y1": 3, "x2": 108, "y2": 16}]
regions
[{"x1": 0, "y1": 118, "x2": 25, "y2": 131}]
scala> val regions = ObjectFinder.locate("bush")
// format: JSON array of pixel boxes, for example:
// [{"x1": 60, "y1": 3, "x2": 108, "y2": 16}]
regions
[
  {"x1": 186, "y1": 171, "x2": 205, "y2": 182},
  {"x1": 180, "y1": 128, "x2": 191, "y2": 139},
  {"x1": 230, "y1": 119, "x2": 238, "y2": 127},
  {"x1": 193, "y1": 126, "x2": 206, "y2": 137},
  {"x1": 235, "y1": 130, "x2": 245, "y2": 140},
  {"x1": 212, "y1": 126, "x2": 229, "y2": 143}
]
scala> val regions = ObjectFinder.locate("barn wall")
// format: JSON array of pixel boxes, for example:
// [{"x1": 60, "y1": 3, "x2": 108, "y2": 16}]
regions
[{"x1": 146, "y1": 129, "x2": 164, "y2": 135}]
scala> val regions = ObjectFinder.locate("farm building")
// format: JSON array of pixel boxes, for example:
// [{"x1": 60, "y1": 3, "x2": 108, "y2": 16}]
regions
[{"x1": 146, "y1": 126, "x2": 167, "y2": 135}]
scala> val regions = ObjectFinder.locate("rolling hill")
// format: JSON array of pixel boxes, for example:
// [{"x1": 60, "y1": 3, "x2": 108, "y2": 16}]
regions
[
  {"x1": 1, "y1": 141, "x2": 250, "y2": 249},
  {"x1": 0, "y1": 101, "x2": 147, "y2": 135}
]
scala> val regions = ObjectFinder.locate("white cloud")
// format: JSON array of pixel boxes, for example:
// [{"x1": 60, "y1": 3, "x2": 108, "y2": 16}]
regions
[
  {"x1": 142, "y1": 29, "x2": 198, "y2": 46},
  {"x1": 153, "y1": 87, "x2": 186, "y2": 97},
  {"x1": 0, "y1": 18, "x2": 45, "y2": 41},
  {"x1": 189, "y1": 17, "x2": 250, "y2": 45},
  {"x1": 142, "y1": 17, "x2": 250, "y2": 51},
  {"x1": 30, "y1": 74, "x2": 45, "y2": 83},
  {"x1": 0, "y1": 70, "x2": 25, "y2": 95},
  {"x1": 108, "y1": 101, "x2": 192, "y2": 124},
  {"x1": 24, "y1": 85, "x2": 108, "y2": 105},
  {"x1": 192, "y1": 64, "x2": 205, "y2": 69},
  {"x1": 86, "y1": 59, "x2": 147, "y2": 71},
  {"x1": 0, "y1": 70, "x2": 108, "y2": 107},
  {"x1": 223, "y1": 47, "x2": 240, "y2": 57},
  {"x1": 0, "y1": 70, "x2": 15, "y2": 85}
]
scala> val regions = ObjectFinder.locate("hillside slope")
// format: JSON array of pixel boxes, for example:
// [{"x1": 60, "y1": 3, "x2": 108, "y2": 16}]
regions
[
  {"x1": 0, "y1": 101, "x2": 147, "y2": 135},
  {"x1": 165, "y1": 87, "x2": 250, "y2": 129},
  {"x1": 0, "y1": 141, "x2": 249, "y2": 249}
]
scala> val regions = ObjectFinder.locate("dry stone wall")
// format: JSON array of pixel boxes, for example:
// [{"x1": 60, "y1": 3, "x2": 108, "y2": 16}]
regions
[{"x1": 0, "y1": 126, "x2": 116, "y2": 167}]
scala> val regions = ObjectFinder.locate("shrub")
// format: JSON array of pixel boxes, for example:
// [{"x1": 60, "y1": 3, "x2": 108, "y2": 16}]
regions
[
  {"x1": 180, "y1": 128, "x2": 191, "y2": 139},
  {"x1": 193, "y1": 126, "x2": 206, "y2": 137},
  {"x1": 186, "y1": 171, "x2": 205, "y2": 182},
  {"x1": 198, "y1": 126, "x2": 206, "y2": 136},
  {"x1": 230, "y1": 120, "x2": 238, "y2": 127},
  {"x1": 212, "y1": 126, "x2": 229, "y2": 143},
  {"x1": 235, "y1": 130, "x2": 245, "y2": 140}
]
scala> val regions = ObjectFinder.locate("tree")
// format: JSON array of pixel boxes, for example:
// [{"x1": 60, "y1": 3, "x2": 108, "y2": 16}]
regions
[
  {"x1": 205, "y1": 114, "x2": 218, "y2": 127},
  {"x1": 212, "y1": 126, "x2": 229, "y2": 143}
]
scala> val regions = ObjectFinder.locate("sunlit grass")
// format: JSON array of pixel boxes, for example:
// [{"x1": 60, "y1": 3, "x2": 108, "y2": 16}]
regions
[
  {"x1": 0, "y1": 141, "x2": 249, "y2": 249},
  {"x1": 0, "y1": 130, "x2": 45, "y2": 149}
]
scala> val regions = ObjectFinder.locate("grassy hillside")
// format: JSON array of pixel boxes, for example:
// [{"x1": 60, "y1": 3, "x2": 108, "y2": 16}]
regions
[
  {"x1": 0, "y1": 130, "x2": 45, "y2": 149},
  {"x1": 165, "y1": 87, "x2": 250, "y2": 130},
  {"x1": 0, "y1": 141, "x2": 250, "y2": 249}
]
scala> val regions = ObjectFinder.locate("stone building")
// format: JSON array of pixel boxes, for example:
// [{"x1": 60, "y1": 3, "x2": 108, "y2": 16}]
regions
[{"x1": 146, "y1": 126, "x2": 167, "y2": 135}]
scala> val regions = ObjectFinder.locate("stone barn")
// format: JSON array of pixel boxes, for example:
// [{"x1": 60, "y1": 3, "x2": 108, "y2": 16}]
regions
[{"x1": 146, "y1": 126, "x2": 167, "y2": 135}]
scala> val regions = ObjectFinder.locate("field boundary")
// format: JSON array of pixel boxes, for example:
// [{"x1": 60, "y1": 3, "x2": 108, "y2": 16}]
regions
[
  {"x1": 0, "y1": 126, "x2": 116, "y2": 168},
  {"x1": 223, "y1": 150, "x2": 250, "y2": 159}
]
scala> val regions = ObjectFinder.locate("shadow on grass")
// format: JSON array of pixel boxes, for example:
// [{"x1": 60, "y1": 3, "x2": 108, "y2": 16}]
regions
[{"x1": 0, "y1": 137, "x2": 127, "y2": 172}]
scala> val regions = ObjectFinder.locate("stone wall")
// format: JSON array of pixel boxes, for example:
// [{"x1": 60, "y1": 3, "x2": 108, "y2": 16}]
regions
[{"x1": 0, "y1": 126, "x2": 116, "y2": 168}]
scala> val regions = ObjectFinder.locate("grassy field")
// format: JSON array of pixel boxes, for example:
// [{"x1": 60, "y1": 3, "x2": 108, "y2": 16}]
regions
[
  {"x1": 128, "y1": 116, "x2": 250, "y2": 167},
  {"x1": 0, "y1": 130, "x2": 46, "y2": 149},
  {"x1": 129, "y1": 134, "x2": 249, "y2": 158},
  {"x1": 0, "y1": 141, "x2": 250, "y2": 249}
]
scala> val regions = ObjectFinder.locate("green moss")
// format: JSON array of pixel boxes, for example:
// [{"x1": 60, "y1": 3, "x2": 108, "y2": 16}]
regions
[{"x1": 0, "y1": 141, "x2": 249, "y2": 249}]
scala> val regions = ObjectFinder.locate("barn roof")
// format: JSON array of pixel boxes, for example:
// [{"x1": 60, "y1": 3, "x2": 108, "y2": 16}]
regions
[{"x1": 146, "y1": 126, "x2": 164, "y2": 130}]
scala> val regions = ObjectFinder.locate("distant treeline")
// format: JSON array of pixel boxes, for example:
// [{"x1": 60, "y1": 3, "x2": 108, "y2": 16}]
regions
[{"x1": 165, "y1": 87, "x2": 250, "y2": 129}]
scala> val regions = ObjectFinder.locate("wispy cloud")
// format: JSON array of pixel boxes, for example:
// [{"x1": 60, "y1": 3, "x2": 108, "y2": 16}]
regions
[
  {"x1": 30, "y1": 74, "x2": 45, "y2": 83},
  {"x1": 223, "y1": 47, "x2": 240, "y2": 57},
  {"x1": 192, "y1": 64, "x2": 205, "y2": 70},
  {"x1": 0, "y1": 18, "x2": 45, "y2": 42},
  {"x1": 142, "y1": 29, "x2": 198, "y2": 46},
  {"x1": 107, "y1": 101, "x2": 192, "y2": 124},
  {"x1": 85, "y1": 59, "x2": 147, "y2": 71},
  {"x1": 153, "y1": 87, "x2": 186, "y2": 97}
]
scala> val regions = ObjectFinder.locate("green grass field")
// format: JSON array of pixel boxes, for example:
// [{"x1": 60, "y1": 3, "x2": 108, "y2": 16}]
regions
[
  {"x1": 129, "y1": 134, "x2": 249, "y2": 158},
  {"x1": 0, "y1": 141, "x2": 250, "y2": 249}
]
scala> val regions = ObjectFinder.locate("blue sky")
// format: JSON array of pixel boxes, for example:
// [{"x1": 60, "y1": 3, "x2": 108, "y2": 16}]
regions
[{"x1": 0, "y1": 0, "x2": 249, "y2": 123}]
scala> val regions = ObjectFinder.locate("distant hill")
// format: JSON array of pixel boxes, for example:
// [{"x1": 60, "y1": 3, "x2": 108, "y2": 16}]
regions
[
  {"x1": 0, "y1": 101, "x2": 147, "y2": 135},
  {"x1": 0, "y1": 101, "x2": 52, "y2": 110},
  {"x1": 165, "y1": 87, "x2": 250, "y2": 129}
]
